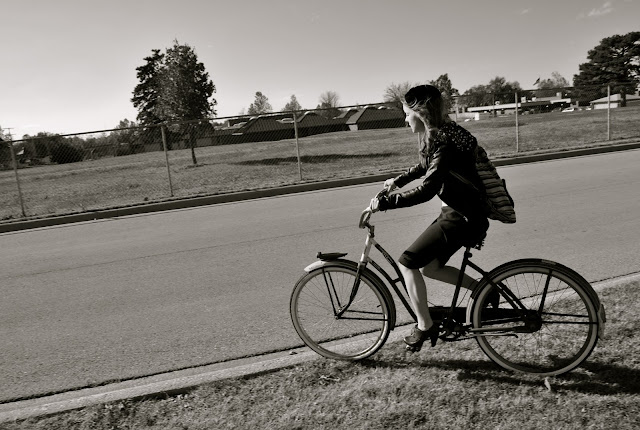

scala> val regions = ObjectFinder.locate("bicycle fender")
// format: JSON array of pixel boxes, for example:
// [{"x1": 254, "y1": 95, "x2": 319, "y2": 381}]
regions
[
  {"x1": 303, "y1": 259, "x2": 397, "y2": 330},
  {"x1": 472, "y1": 259, "x2": 594, "y2": 297},
  {"x1": 469, "y1": 258, "x2": 603, "y2": 328},
  {"x1": 304, "y1": 260, "x2": 329, "y2": 272}
]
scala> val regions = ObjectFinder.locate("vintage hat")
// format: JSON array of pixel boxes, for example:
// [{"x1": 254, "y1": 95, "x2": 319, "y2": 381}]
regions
[{"x1": 404, "y1": 85, "x2": 441, "y2": 108}]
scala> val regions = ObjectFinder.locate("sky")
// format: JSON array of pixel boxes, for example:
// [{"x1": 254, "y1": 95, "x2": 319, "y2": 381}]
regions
[{"x1": 1, "y1": 0, "x2": 639, "y2": 139}]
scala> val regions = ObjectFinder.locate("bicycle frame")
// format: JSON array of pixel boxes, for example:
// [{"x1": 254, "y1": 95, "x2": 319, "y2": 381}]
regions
[{"x1": 339, "y1": 208, "x2": 540, "y2": 338}]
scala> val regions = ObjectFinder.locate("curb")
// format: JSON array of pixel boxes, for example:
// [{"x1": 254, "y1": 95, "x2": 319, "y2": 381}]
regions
[
  {"x1": 1, "y1": 141, "x2": 639, "y2": 234},
  {"x1": 1, "y1": 272, "x2": 638, "y2": 423}
]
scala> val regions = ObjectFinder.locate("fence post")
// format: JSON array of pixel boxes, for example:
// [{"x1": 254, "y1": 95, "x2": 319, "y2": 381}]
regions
[
  {"x1": 514, "y1": 91, "x2": 519, "y2": 153},
  {"x1": 454, "y1": 97, "x2": 459, "y2": 122},
  {"x1": 160, "y1": 125, "x2": 174, "y2": 197},
  {"x1": 607, "y1": 85, "x2": 611, "y2": 141},
  {"x1": 292, "y1": 111, "x2": 302, "y2": 181},
  {"x1": 492, "y1": 93, "x2": 496, "y2": 118},
  {"x1": 8, "y1": 140, "x2": 26, "y2": 217}
]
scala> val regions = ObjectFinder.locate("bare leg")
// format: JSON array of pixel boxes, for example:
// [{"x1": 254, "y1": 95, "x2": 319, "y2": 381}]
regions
[
  {"x1": 399, "y1": 263, "x2": 433, "y2": 331},
  {"x1": 421, "y1": 260, "x2": 477, "y2": 289}
]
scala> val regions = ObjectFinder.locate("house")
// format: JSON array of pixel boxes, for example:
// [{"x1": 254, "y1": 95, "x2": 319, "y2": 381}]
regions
[
  {"x1": 208, "y1": 112, "x2": 347, "y2": 145},
  {"x1": 218, "y1": 115, "x2": 296, "y2": 144},
  {"x1": 589, "y1": 93, "x2": 640, "y2": 109},
  {"x1": 333, "y1": 108, "x2": 359, "y2": 123},
  {"x1": 293, "y1": 111, "x2": 347, "y2": 137},
  {"x1": 466, "y1": 93, "x2": 572, "y2": 115},
  {"x1": 345, "y1": 106, "x2": 405, "y2": 131}
]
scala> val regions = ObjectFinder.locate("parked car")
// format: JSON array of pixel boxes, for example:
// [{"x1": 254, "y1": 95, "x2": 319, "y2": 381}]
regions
[{"x1": 562, "y1": 107, "x2": 575, "y2": 112}]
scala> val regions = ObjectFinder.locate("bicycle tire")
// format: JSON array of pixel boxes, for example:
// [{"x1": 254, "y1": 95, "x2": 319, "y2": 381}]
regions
[
  {"x1": 470, "y1": 260, "x2": 599, "y2": 376},
  {"x1": 290, "y1": 264, "x2": 392, "y2": 360}
]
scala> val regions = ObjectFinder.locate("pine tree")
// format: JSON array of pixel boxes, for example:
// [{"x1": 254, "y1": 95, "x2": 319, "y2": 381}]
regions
[
  {"x1": 283, "y1": 94, "x2": 302, "y2": 112},
  {"x1": 131, "y1": 49, "x2": 165, "y2": 126},
  {"x1": 573, "y1": 31, "x2": 640, "y2": 106},
  {"x1": 131, "y1": 41, "x2": 217, "y2": 164},
  {"x1": 247, "y1": 92, "x2": 273, "y2": 115}
]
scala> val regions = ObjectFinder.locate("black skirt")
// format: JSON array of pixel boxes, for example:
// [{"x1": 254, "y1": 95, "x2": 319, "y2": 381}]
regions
[{"x1": 398, "y1": 206, "x2": 489, "y2": 269}]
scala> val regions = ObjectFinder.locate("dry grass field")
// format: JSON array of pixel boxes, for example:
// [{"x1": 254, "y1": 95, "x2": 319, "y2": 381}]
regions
[{"x1": 1, "y1": 106, "x2": 639, "y2": 222}]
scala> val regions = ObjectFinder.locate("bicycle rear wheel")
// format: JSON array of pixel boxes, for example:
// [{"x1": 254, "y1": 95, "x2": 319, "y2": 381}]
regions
[
  {"x1": 471, "y1": 260, "x2": 599, "y2": 376},
  {"x1": 290, "y1": 265, "x2": 391, "y2": 360}
]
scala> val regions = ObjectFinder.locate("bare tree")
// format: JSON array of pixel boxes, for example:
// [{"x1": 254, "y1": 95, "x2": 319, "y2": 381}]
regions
[
  {"x1": 316, "y1": 91, "x2": 341, "y2": 118},
  {"x1": 383, "y1": 81, "x2": 416, "y2": 107}
]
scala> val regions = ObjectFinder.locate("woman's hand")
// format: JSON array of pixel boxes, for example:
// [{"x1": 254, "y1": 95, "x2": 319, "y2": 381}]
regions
[
  {"x1": 384, "y1": 178, "x2": 397, "y2": 192},
  {"x1": 369, "y1": 197, "x2": 381, "y2": 213}
]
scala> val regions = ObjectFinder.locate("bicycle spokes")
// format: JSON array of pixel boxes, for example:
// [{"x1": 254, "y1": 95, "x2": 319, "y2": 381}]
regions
[
  {"x1": 472, "y1": 262, "x2": 599, "y2": 376},
  {"x1": 291, "y1": 264, "x2": 392, "y2": 360}
]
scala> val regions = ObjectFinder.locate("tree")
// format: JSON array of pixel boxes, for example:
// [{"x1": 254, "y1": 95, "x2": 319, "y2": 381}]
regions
[
  {"x1": 539, "y1": 72, "x2": 569, "y2": 88},
  {"x1": 462, "y1": 84, "x2": 492, "y2": 107},
  {"x1": 283, "y1": 94, "x2": 302, "y2": 112},
  {"x1": 159, "y1": 41, "x2": 217, "y2": 121},
  {"x1": 573, "y1": 31, "x2": 640, "y2": 106},
  {"x1": 535, "y1": 72, "x2": 570, "y2": 98},
  {"x1": 247, "y1": 92, "x2": 273, "y2": 115},
  {"x1": 131, "y1": 49, "x2": 165, "y2": 126},
  {"x1": 316, "y1": 90, "x2": 341, "y2": 119},
  {"x1": 487, "y1": 76, "x2": 522, "y2": 104},
  {"x1": 461, "y1": 77, "x2": 521, "y2": 112},
  {"x1": 429, "y1": 74, "x2": 459, "y2": 112},
  {"x1": 131, "y1": 40, "x2": 217, "y2": 164},
  {"x1": 161, "y1": 41, "x2": 216, "y2": 164},
  {"x1": 22, "y1": 132, "x2": 59, "y2": 159},
  {"x1": 112, "y1": 119, "x2": 142, "y2": 155},
  {"x1": 19, "y1": 133, "x2": 82, "y2": 164},
  {"x1": 383, "y1": 81, "x2": 416, "y2": 108},
  {"x1": 50, "y1": 141, "x2": 84, "y2": 164}
]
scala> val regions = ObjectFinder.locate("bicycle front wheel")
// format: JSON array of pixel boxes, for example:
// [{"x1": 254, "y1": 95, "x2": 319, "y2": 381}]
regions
[
  {"x1": 290, "y1": 265, "x2": 391, "y2": 360},
  {"x1": 471, "y1": 260, "x2": 599, "y2": 376}
]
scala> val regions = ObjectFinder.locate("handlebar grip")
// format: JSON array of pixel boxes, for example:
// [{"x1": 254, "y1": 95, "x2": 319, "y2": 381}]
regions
[{"x1": 360, "y1": 186, "x2": 390, "y2": 228}]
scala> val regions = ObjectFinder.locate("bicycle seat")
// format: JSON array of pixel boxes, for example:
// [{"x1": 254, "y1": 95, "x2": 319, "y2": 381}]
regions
[{"x1": 317, "y1": 252, "x2": 348, "y2": 261}]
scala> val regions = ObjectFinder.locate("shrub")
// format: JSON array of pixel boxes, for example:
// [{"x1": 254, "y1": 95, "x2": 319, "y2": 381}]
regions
[{"x1": 50, "y1": 142, "x2": 84, "y2": 164}]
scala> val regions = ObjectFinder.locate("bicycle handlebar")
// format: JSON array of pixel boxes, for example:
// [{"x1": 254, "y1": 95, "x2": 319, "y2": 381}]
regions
[
  {"x1": 359, "y1": 187, "x2": 391, "y2": 229},
  {"x1": 359, "y1": 208, "x2": 372, "y2": 229}
]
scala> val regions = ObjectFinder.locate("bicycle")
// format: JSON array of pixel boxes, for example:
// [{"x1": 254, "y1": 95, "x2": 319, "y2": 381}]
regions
[{"x1": 290, "y1": 188, "x2": 606, "y2": 376}]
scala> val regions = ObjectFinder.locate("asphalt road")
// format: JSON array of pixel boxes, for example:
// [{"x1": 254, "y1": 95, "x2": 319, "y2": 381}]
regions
[{"x1": 1, "y1": 149, "x2": 639, "y2": 403}]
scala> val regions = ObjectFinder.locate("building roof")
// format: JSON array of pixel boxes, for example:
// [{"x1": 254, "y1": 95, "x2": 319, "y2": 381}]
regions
[
  {"x1": 590, "y1": 93, "x2": 640, "y2": 104},
  {"x1": 334, "y1": 109, "x2": 359, "y2": 120},
  {"x1": 295, "y1": 111, "x2": 337, "y2": 126},
  {"x1": 467, "y1": 98, "x2": 571, "y2": 112},
  {"x1": 345, "y1": 106, "x2": 404, "y2": 124}
]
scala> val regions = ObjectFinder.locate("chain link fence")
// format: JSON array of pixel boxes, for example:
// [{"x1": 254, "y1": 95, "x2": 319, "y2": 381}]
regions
[{"x1": 2, "y1": 84, "x2": 639, "y2": 221}]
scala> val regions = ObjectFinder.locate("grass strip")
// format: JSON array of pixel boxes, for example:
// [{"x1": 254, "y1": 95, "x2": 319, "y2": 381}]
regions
[{"x1": 4, "y1": 279, "x2": 638, "y2": 430}]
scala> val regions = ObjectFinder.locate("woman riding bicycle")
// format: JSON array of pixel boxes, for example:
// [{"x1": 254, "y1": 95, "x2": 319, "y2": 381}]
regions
[{"x1": 369, "y1": 84, "x2": 493, "y2": 350}]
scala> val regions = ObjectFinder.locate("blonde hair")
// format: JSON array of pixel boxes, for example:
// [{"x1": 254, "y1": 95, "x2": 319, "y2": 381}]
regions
[{"x1": 404, "y1": 88, "x2": 450, "y2": 153}]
